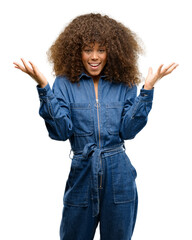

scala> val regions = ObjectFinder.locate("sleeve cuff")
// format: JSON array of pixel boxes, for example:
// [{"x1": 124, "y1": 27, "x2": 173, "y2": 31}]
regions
[
  {"x1": 36, "y1": 83, "x2": 53, "y2": 98},
  {"x1": 139, "y1": 85, "x2": 154, "y2": 101}
]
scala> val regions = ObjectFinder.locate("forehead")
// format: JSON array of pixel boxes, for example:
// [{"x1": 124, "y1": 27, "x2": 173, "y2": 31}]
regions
[{"x1": 83, "y1": 42, "x2": 106, "y2": 48}]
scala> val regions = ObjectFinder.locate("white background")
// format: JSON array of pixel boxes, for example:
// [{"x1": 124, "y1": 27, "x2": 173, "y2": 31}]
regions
[{"x1": 1, "y1": 0, "x2": 192, "y2": 239}]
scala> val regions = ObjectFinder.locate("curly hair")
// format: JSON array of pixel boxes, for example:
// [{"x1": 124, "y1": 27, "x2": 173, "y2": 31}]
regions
[{"x1": 47, "y1": 13, "x2": 144, "y2": 86}]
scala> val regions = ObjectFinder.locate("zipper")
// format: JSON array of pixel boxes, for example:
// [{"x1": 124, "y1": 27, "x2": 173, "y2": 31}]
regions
[{"x1": 96, "y1": 98, "x2": 102, "y2": 189}]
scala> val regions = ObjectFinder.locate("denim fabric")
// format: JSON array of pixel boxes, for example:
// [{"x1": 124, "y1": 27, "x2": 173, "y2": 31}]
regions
[{"x1": 37, "y1": 73, "x2": 154, "y2": 240}]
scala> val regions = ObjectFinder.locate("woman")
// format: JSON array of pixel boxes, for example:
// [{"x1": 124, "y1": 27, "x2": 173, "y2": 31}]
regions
[{"x1": 13, "y1": 13, "x2": 178, "y2": 240}]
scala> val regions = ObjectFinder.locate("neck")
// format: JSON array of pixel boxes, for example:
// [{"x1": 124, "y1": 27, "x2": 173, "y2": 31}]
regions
[
  {"x1": 82, "y1": 70, "x2": 100, "y2": 82},
  {"x1": 92, "y1": 75, "x2": 100, "y2": 83}
]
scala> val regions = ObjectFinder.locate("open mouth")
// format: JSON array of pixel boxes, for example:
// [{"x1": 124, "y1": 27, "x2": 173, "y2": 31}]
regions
[{"x1": 89, "y1": 63, "x2": 101, "y2": 69}]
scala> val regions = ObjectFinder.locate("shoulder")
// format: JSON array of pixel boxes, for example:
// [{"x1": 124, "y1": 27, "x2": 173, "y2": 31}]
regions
[
  {"x1": 122, "y1": 83, "x2": 138, "y2": 100},
  {"x1": 121, "y1": 82, "x2": 137, "y2": 94},
  {"x1": 52, "y1": 75, "x2": 73, "y2": 93},
  {"x1": 53, "y1": 75, "x2": 71, "y2": 87}
]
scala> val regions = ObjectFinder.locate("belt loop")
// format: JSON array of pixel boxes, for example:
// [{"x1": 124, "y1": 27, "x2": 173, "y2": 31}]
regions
[{"x1": 69, "y1": 149, "x2": 73, "y2": 160}]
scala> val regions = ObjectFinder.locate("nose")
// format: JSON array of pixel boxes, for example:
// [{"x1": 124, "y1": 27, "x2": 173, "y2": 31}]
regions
[{"x1": 91, "y1": 50, "x2": 98, "y2": 60}]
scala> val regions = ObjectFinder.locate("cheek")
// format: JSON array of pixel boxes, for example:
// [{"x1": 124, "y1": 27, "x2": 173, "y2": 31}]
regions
[
  {"x1": 103, "y1": 53, "x2": 107, "y2": 62},
  {"x1": 81, "y1": 55, "x2": 87, "y2": 67},
  {"x1": 103, "y1": 55, "x2": 107, "y2": 66},
  {"x1": 82, "y1": 52, "x2": 90, "y2": 60}
]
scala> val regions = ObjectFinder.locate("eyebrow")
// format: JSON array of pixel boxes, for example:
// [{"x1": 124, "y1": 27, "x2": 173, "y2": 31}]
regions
[
  {"x1": 83, "y1": 43, "x2": 106, "y2": 47},
  {"x1": 83, "y1": 45, "x2": 106, "y2": 49},
  {"x1": 84, "y1": 45, "x2": 93, "y2": 48}
]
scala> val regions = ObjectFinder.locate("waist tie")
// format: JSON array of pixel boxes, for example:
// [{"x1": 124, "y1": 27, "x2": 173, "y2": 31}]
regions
[{"x1": 71, "y1": 142, "x2": 126, "y2": 218}]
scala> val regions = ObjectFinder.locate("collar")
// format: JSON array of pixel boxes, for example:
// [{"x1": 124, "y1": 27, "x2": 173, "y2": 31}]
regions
[{"x1": 79, "y1": 72, "x2": 107, "y2": 80}]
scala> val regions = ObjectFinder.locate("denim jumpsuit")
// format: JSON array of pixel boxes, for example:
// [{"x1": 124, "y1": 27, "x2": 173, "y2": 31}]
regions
[{"x1": 37, "y1": 73, "x2": 154, "y2": 240}]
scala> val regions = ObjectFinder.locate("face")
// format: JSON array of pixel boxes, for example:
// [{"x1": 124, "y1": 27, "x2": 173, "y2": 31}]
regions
[{"x1": 81, "y1": 42, "x2": 107, "y2": 80}]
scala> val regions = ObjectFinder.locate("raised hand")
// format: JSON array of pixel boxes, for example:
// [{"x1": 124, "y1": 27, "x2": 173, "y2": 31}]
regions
[
  {"x1": 144, "y1": 62, "x2": 179, "y2": 90},
  {"x1": 13, "y1": 58, "x2": 48, "y2": 88}
]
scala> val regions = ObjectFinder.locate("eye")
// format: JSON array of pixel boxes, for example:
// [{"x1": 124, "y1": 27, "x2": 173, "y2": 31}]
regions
[
  {"x1": 83, "y1": 49, "x2": 92, "y2": 53},
  {"x1": 99, "y1": 49, "x2": 106, "y2": 53}
]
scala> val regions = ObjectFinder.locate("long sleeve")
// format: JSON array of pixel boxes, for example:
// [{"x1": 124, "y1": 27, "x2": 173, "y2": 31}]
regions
[
  {"x1": 120, "y1": 85, "x2": 154, "y2": 140},
  {"x1": 36, "y1": 76, "x2": 73, "y2": 141}
]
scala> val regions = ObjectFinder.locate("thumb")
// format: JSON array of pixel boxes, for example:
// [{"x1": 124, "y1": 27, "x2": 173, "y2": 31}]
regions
[
  {"x1": 148, "y1": 67, "x2": 153, "y2": 75},
  {"x1": 145, "y1": 67, "x2": 153, "y2": 81}
]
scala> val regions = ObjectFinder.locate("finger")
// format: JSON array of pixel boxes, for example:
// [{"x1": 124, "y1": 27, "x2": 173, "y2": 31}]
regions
[
  {"x1": 13, "y1": 62, "x2": 27, "y2": 72},
  {"x1": 157, "y1": 64, "x2": 164, "y2": 75},
  {"x1": 21, "y1": 58, "x2": 33, "y2": 73},
  {"x1": 29, "y1": 61, "x2": 35, "y2": 69},
  {"x1": 162, "y1": 63, "x2": 179, "y2": 76},
  {"x1": 13, "y1": 61, "x2": 21, "y2": 67},
  {"x1": 161, "y1": 62, "x2": 176, "y2": 74},
  {"x1": 14, "y1": 65, "x2": 21, "y2": 69},
  {"x1": 29, "y1": 61, "x2": 39, "y2": 75},
  {"x1": 162, "y1": 63, "x2": 177, "y2": 74}
]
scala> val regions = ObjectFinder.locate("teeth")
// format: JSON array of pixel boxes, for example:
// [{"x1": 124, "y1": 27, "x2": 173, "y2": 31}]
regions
[{"x1": 90, "y1": 63, "x2": 99, "y2": 66}]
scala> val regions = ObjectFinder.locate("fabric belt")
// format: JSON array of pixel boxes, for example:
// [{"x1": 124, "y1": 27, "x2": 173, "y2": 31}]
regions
[{"x1": 70, "y1": 142, "x2": 126, "y2": 217}]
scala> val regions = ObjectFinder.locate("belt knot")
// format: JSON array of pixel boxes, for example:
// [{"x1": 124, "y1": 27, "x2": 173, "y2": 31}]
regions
[
  {"x1": 82, "y1": 142, "x2": 97, "y2": 159},
  {"x1": 70, "y1": 142, "x2": 125, "y2": 218}
]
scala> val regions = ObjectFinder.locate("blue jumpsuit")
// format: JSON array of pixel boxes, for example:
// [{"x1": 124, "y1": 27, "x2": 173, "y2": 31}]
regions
[{"x1": 37, "y1": 73, "x2": 154, "y2": 240}]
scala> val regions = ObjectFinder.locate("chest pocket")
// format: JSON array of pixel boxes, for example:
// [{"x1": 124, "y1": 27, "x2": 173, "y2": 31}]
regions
[
  {"x1": 70, "y1": 102, "x2": 94, "y2": 136},
  {"x1": 106, "y1": 101, "x2": 124, "y2": 135}
]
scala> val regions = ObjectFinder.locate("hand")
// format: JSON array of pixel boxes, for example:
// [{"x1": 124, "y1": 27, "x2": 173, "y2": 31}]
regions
[
  {"x1": 144, "y1": 62, "x2": 179, "y2": 90},
  {"x1": 13, "y1": 58, "x2": 48, "y2": 88}
]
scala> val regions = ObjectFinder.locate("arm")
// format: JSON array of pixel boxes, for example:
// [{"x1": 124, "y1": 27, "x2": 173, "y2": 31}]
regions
[
  {"x1": 13, "y1": 58, "x2": 73, "y2": 141},
  {"x1": 37, "y1": 77, "x2": 73, "y2": 141},
  {"x1": 120, "y1": 62, "x2": 179, "y2": 140},
  {"x1": 120, "y1": 85, "x2": 154, "y2": 140}
]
